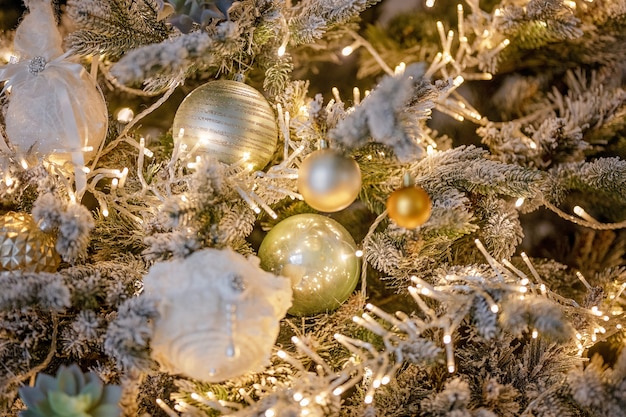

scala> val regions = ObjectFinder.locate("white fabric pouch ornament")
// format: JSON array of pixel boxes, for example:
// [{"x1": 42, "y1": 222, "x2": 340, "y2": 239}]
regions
[{"x1": 0, "y1": 0, "x2": 107, "y2": 193}]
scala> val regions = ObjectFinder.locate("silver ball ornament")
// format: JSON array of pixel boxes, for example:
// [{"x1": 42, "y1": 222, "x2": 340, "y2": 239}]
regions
[
  {"x1": 258, "y1": 213, "x2": 360, "y2": 316},
  {"x1": 297, "y1": 149, "x2": 362, "y2": 212},
  {"x1": 173, "y1": 80, "x2": 278, "y2": 170}
]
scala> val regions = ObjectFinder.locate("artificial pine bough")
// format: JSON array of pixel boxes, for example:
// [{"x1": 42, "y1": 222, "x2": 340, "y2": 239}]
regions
[{"x1": 0, "y1": 0, "x2": 625, "y2": 416}]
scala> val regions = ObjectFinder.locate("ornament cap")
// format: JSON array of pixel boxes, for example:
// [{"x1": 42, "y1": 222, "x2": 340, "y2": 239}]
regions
[{"x1": 403, "y1": 172, "x2": 414, "y2": 187}]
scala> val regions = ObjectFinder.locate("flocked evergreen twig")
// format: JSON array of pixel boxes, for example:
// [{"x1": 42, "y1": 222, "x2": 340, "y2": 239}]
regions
[
  {"x1": 0, "y1": 0, "x2": 626, "y2": 415},
  {"x1": 66, "y1": 0, "x2": 172, "y2": 59}
]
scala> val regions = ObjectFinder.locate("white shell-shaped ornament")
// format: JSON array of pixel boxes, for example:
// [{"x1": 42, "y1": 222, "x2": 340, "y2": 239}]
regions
[{"x1": 143, "y1": 248, "x2": 292, "y2": 382}]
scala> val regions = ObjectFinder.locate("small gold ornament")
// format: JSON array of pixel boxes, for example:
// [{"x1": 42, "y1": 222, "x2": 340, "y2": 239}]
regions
[
  {"x1": 297, "y1": 143, "x2": 361, "y2": 212},
  {"x1": 387, "y1": 174, "x2": 432, "y2": 229},
  {"x1": 0, "y1": 212, "x2": 60, "y2": 273},
  {"x1": 258, "y1": 213, "x2": 360, "y2": 316},
  {"x1": 173, "y1": 80, "x2": 278, "y2": 170}
]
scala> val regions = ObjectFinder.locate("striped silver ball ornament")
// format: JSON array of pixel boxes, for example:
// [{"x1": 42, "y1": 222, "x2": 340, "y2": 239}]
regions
[{"x1": 173, "y1": 80, "x2": 278, "y2": 170}]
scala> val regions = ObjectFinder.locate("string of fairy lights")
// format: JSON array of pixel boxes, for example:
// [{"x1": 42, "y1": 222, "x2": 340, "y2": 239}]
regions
[
  {"x1": 0, "y1": 0, "x2": 623, "y2": 415},
  {"x1": 147, "y1": 1, "x2": 622, "y2": 414}
]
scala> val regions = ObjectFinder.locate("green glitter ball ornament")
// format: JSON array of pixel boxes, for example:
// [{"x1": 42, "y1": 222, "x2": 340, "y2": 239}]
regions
[{"x1": 258, "y1": 213, "x2": 360, "y2": 316}]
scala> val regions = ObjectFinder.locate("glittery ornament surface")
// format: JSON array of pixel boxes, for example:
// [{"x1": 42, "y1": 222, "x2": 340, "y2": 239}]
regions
[
  {"x1": 258, "y1": 213, "x2": 360, "y2": 316},
  {"x1": 173, "y1": 80, "x2": 278, "y2": 170},
  {"x1": 0, "y1": 212, "x2": 60, "y2": 273},
  {"x1": 27, "y1": 56, "x2": 46, "y2": 74}
]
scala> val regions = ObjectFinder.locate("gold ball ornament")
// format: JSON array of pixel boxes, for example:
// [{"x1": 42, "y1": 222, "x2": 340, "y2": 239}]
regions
[
  {"x1": 173, "y1": 80, "x2": 278, "y2": 170},
  {"x1": 387, "y1": 185, "x2": 432, "y2": 229},
  {"x1": 297, "y1": 148, "x2": 362, "y2": 212},
  {"x1": 258, "y1": 213, "x2": 360, "y2": 316},
  {"x1": 0, "y1": 212, "x2": 60, "y2": 273}
]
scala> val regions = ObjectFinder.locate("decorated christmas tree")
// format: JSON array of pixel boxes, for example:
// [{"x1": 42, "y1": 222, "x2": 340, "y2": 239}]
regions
[{"x1": 1, "y1": 0, "x2": 625, "y2": 415}]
